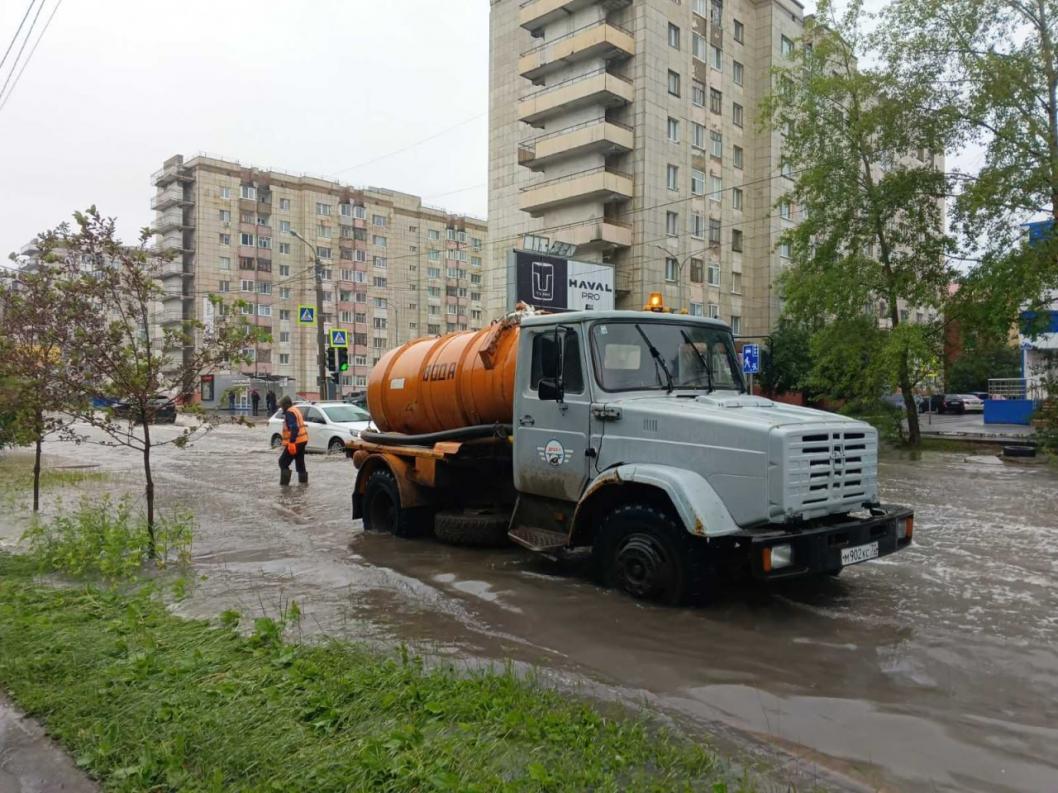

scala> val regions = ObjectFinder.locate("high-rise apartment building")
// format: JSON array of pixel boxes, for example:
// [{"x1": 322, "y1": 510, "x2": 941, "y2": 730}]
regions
[
  {"x1": 488, "y1": 0, "x2": 805, "y2": 337},
  {"x1": 152, "y1": 154, "x2": 487, "y2": 399}
]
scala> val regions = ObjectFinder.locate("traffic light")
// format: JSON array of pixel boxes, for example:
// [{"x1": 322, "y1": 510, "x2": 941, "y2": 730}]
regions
[
  {"x1": 337, "y1": 347, "x2": 349, "y2": 373},
  {"x1": 326, "y1": 347, "x2": 337, "y2": 372}
]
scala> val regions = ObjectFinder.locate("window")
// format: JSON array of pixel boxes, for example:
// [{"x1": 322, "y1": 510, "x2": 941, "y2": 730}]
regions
[
  {"x1": 708, "y1": 303, "x2": 720, "y2": 319},
  {"x1": 666, "y1": 211, "x2": 679, "y2": 236},
  {"x1": 690, "y1": 258, "x2": 704, "y2": 282},
  {"x1": 241, "y1": 185, "x2": 256, "y2": 200},
  {"x1": 530, "y1": 329, "x2": 584, "y2": 394},
  {"x1": 316, "y1": 202, "x2": 331, "y2": 216},
  {"x1": 240, "y1": 232, "x2": 254, "y2": 246},
  {"x1": 279, "y1": 354, "x2": 290, "y2": 365},
  {"x1": 667, "y1": 164, "x2": 679, "y2": 191},
  {"x1": 219, "y1": 209, "x2": 231, "y2": 222},
  {"x1": 280, "y1": 264, "x2": 290, "y2": 276},
  {"x1": 317, "y1": 246, "x2": 332, "y2": 259},
  {"x1": 258, "y1": 236, "x2": 271, "y2": 249},
  {"x1": 219, "y1": 186, "x2": 231, "y2": 199},
  {"x1": 710, "y1": 88, "x2": 722, "y2": 114},
  {"x1": 219, "y1": 256, "x2": 230, "y2": 270},
  {"x1": 780, "y1": 240, "x2": 792, "y2": 259},
  {"x1": 709, "y1": 218, "x2": 721, "y2": 244},
  {"x1": 240, "y1": 279, "x2": 254, "y2": 292},
  {"x1": 667, "y1": 117, "x2": 680, "y2": 142},
  {"x1": 428, "y1": 228, "x2": 440, "y2": 240},
  {"x1": 372, "y1": 235, "x2": 387, "y2": 247},
  {"x1": 428, "y1": 266, "x2": 441, "y2": 279},
  {"x1": 693, "y1": 0, "x2": 707, "y2": 14},
  {"x1": 278, "y1": 198, "x2": 290, "y2": 211},
  {"x1": 279, "y1": 242, "x2": 290, "y2": 254},
  {"x1": 219, "y1": 233, "x2": 230, "y2": 245},
  {"x1": 733, "y1": 145, "x2": 744, "y2": 169},
  {"x1": 710, "y1": 45, "x2": 723, "y2": 70},
  {"x1": 373, "y1": 256, "x2": 387, "y2": 269},
  {"x1": 668, "y1": 69, "x2": 680, "y2": 96},
  {"x1": 279, "y1": 287, "x2": 291, "y2": 299},
  {"x1": 710, "y1": 0, "x2": 722, "y2": 24},
  {"x1": 690, "y1": 302, "x2": 704, "y2": 317},
  {"x1": 373, "y1": 276, "x2": 387, "y2": 288},
  {"x1": 710, "y1": 129, "x2": 723, "y2": 158},
  {"x1": 734, "y1": 19, "x2": 744, "y2": 43},
  {"x1": 280, "y1": 309, "x2": 291, "y2": 320},
  {"x1": 781, "y1": 35, "x2": 795, "y2": 57},
  {"x1": 692, "y1": 80, "x2": 706, "y2": 107},
  {"x1": 780, "y1": 201, "x2": 791, "y2": 219},
  {"x1": 257, "y1": 282, "x2": 271, "y2": 295},
  {"x1": 731, "y1": 272, "x2": 742, "y2": 294},
  {"x1": 691, "y1": 169, "x2": 705, "y2": 195},
  {"x1": 668, "y1": 23, "x2": 680, "y2": 49},
  {"x1": 692, "y1": 33, "x2": 706, "y2": 60},
  {"x1": 373, "y1": 317, "x2": 388, "y2": 329},
  {"x1": 733, "y1": 60, "x2": 744, "y2": 86},
  {"x1": 372, "y1": 214, "x2": 386, "y2": 226},
  {"x1": 317, "y1": 224, "x2": 331, "y2": 238},
  {"x1": 733, "y1": 102, "x2": 744, "y2": 127},
  {"x1": 258, "y1": 305, "x2": 272, "y2": 317},
  {"x1": 709, "y1": 174, "x2": 722, "y2": 198},
  {"x1": 707, "y1": 263, "x2": 720, "y2": 286},
  {"x1": 692, "y1": 122, "x2": 706, "y2": 150},
  {"x1": 732, "y1": 228, "x2": 744, "y2": 251},
  {"x1": 781, "y1": 159, "x2": 794, "y2": 179},
  {"x1": 733, "y1": 187, "x2": 743, "y2": 210},
  {"x1": 218, "y1": 280, "x2": 230, "y2": 292},
  {"x1": 471, "y1": 256, "x2": 481, "y2": 267},
  {"x1": 665, "y1": 258, "x2": 679, "y2": 282}
]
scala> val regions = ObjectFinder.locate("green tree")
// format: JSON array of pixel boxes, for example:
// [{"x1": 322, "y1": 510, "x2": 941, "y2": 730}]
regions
[
  {"x1": 947, "y1": 337, "x2": 1022, "y2": 393},
  {"x1": 760, "y1": 317, "x2": 813, "y2": 395},
  {"x1": 884, "y1": 0, "x2": 1058, "y2": 335},
  {"x1": 763, "y1": 1, "x2": 956, "y2": 445}
]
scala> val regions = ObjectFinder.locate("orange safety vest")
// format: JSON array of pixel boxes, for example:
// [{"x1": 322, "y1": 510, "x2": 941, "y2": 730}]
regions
[{"x1": 281, "y1": 405, "x2": 309, "y2": 445}]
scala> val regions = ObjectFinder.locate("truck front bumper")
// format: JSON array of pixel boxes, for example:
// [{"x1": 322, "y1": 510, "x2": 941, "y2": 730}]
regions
[{"x1": 723, "y1": 504, "x2": 914, "y2": 580}]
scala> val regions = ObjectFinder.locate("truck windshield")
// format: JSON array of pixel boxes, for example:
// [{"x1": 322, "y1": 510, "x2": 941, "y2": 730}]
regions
[{"x1": 590, "y1": 321, "x2": 744, "y2": 393}]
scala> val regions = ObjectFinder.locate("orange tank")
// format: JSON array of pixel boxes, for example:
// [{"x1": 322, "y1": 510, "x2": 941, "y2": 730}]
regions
[{"x1": 367, "y1": 320, "x2": 521, "y2": 434}]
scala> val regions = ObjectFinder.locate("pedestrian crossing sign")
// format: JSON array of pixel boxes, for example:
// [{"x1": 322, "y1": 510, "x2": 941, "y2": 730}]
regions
[
  {"x1": 297, "y1": 305, "x2": 316, "y2": 325},
  {"x1": 329, "y1": 329, "x2": 348, "y2": 348}
]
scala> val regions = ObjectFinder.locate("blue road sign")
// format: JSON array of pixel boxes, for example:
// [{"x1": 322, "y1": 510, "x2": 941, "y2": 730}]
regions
[
  {"x1": 329, "y1": 329, "x2": 348, "y2": 348},
  {"x1": 742, "y1": 343, "x2": 760, "y2": 375},
  {"x1": 297, "y1": 305, "x2": 316, "y2": 325}
]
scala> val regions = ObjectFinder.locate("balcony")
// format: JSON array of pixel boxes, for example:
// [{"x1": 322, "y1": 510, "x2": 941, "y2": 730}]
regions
[
  {"x1": 518, "y1": 68, "x2": 633, "y2": 127},
  {"x1": 152, "y1": 164, "x2": 193, "y2": 187},
  {"x1": 519, "y1": 118, "x2": 633, "y2": 170},
  {"x1": 159, "y1": 260, "x2": 193, "y2": 279},
  {"x1": 154, "y1": 212, "x2": 194, "y2": 234},
  {"x1": 519, "y1": 166, "x2": 633, "y2": 216},
  {"x1": 151, "y1": 187, "x2": 192, "y2": 212},
  {"x1": 519, "y1": 20, "x2": 634, "y2": 82},
  {"x1": 519, "y1": 0, "x2": 632, "y2": 32},
  {"x1": 562, "y1": 217, "x2": 633, "y2": 250}
]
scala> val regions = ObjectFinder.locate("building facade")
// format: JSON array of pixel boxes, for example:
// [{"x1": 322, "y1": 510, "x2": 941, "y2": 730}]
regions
[
  {"x1": 488, "y1": 0, "x2": 805, "y2": 337},
  {"x1": 152, "y1": 154, "x2": 488, "y2": 399}
]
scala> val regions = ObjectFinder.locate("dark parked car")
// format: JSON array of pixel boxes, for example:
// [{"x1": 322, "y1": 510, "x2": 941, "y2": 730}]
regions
[
  {"x1": 943, "y1": 394, "x2": 984, "y2": 414},
  {"x1": 111, "y1": 395, "x2": 177, "y2": 424},
  {"x1": 923, "y1": 394, "x2": 947, "y2": 413}
]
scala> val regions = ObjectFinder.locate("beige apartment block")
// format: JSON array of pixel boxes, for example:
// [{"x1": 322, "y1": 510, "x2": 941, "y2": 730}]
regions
[
  {"x1": 153, "y1": 154, "x2": 487, "y2": 399},
  {"x1": 488, "y1": 0, "x2": 806, "y2": 338}
]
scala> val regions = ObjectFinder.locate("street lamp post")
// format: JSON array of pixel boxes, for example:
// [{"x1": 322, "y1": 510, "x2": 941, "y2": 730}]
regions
[{"x1": 290, "y1": 230, "x2": 329, "y2": 401}]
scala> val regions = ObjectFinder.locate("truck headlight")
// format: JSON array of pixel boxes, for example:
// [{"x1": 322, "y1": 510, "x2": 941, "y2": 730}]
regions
[{"x1": 763, "y1": 543, "x2": 794, "y2": 572}]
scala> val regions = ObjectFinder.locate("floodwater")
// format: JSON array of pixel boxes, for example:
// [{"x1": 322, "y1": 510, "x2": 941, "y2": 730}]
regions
[{"x1": 8, "y1": 422, "x2": 1058, "y2": 793}]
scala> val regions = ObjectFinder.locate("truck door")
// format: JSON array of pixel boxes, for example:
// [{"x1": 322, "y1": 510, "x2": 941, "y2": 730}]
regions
[{"x1": 513, "y1": 325, "x2": 591, "y2": 503}]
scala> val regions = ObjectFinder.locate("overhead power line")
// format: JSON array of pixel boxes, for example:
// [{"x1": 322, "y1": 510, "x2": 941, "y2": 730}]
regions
[
  {"x1": 0, "y1": 0, "x2": 62, "y2": 114},
  {"x1": 333, "y1": 111, "x2": 487, "y2": 175},
  {"x1": 0, "y1": 0, "x2": 35, "y2": 75},
  {"x1": 0, "y1": 0, "x2": 44, "y2": 106}
]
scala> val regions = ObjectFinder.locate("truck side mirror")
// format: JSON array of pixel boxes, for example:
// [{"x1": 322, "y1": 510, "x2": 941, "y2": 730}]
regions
[{"x1": 538, "y1": 377, "x2": 564, "y2": 402}]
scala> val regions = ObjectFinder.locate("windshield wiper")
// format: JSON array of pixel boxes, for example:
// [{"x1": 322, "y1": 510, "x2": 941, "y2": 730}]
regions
[
  {"x1": 634, "y1": 323, "x2": 674, "y2": 393},
  {"x1": 680, "y1": 329, "x2": 714, "y2": 394}
]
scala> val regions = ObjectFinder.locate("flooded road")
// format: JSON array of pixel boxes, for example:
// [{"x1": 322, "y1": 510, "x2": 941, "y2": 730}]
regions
[{"x1": 8, "y1": 423, "x2": 1058, "y2": 792}]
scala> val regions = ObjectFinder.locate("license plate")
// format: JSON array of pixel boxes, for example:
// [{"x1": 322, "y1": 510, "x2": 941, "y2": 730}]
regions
[{"x1": 840, "y1": 541, "x2": 879, "y2": 567}]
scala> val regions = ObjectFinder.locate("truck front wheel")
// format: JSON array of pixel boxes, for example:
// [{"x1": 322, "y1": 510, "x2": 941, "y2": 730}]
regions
[
  {"x1": 362, "y1": 468, "x2": 431, "y2": 538},
  {"x1": 593, "y1": 504, "x2": 711, "y2": 606}
]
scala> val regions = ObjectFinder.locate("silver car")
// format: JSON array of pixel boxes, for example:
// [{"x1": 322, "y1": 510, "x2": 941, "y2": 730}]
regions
[{"x1": 268, "y1": 401, "x2": 373, "y2": 454}]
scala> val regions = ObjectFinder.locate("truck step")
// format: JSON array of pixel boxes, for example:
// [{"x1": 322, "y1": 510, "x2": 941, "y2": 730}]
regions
[{"x1": 508, "y1": 526, "x2": 569, "y2": 553}]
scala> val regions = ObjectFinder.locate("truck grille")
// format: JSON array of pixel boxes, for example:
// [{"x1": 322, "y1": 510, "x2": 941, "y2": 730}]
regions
[{"x1": 779, "y1": 427, "x2": 878, "y2": 518}]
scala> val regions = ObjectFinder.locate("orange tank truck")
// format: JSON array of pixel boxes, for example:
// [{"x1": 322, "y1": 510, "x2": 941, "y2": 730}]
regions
[{"x1": 366, "y1": 320, "x2": 520, "y2": 435}]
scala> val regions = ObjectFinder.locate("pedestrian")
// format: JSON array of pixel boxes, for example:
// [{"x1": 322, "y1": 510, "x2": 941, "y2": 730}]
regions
[
  {"x1": 266, "y1": 390, "x2": 277, "y2": 414},
  {"x1": 251, "y1": 389, "x2": 260, "y2": 416},
  {"x1": 277, "y1": 395, "x2": 309, "y2": 486},
  {"x1": 228, "y1": 390, "x2": 235, "y2": 412}
]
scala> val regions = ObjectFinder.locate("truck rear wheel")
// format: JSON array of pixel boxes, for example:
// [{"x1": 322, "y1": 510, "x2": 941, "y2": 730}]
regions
[
  {"x1": 434, "y1": 509, "x2": 511, "y2": 548},
  {"x1": 362, "y1": 469, "x2": 431, "y2": 538},
  {"x1": 593, "y1": 503, "x2": 711, "y2": 606}
]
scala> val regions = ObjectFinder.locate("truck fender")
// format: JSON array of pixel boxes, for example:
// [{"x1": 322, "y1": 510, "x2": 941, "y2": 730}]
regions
[
  {"x1": 352, "y1": 453, "x2": 433, "y2": 519},
  {"x1": 571, "y1": 464, "x2": 741, "y2": 542}
]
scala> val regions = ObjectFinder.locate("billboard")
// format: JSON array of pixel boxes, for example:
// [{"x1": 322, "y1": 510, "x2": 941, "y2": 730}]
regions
[{"x1": 510, "y1": 250, "x2": 615, "y2": 312}]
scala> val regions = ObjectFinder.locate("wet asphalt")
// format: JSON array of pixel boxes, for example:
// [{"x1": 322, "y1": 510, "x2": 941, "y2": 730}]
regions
[{"x1": 3, "y1": 422, "x2": 1057, "y2": 793}]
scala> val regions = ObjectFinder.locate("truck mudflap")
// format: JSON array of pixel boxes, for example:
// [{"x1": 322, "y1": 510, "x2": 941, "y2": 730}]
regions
[{"x1": 720, "y1": 504, "x2": 914, "y2": 580}]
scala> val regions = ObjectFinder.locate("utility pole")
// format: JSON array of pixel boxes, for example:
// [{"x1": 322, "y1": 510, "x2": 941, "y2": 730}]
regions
[{"x1": 291, "y1": 230, "x2": 329, "y2": 401}]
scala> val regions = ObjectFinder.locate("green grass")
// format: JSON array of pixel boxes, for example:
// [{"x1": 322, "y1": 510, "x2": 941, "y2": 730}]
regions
[{"x1": 0, "y1": 554, "x2": 744, "y2": 793}]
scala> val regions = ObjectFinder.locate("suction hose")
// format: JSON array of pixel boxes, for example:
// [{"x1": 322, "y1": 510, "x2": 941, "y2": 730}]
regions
[{"x1": 359, "y1": 423, "x2": 513, "y2": 447}]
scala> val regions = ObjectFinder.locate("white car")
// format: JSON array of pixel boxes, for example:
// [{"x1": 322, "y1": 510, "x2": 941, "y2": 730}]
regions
[{"x1": 268, "y1": 401, "x2": 373, "y2": 454}]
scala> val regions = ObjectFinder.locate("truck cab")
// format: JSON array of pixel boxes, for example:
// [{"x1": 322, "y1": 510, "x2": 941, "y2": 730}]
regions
[{"x1": 350, "y1": 309, "x2": 913, "y2": 605}]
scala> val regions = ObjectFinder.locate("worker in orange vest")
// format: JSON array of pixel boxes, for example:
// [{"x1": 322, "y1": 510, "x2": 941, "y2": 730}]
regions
[{"x1": 278, "y1": 396, "x2": 309, "y2": 486}]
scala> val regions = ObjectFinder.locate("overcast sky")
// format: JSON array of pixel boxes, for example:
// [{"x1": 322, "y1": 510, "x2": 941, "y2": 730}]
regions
[{"x1": 2, "y1": 0, "x2": 974, "y2": 262}]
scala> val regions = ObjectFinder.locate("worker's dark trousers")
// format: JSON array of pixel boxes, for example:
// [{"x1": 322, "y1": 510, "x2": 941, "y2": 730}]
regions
[{"x1": 279, "y1": 442, "x2": 308, "y2": 476}]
